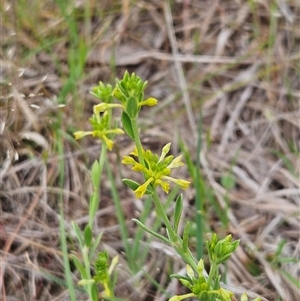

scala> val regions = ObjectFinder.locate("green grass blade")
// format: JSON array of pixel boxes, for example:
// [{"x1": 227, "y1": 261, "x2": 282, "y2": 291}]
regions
[
  {"x1": 57, "y1": 128, "x2": 77, "y2": 301},
  {"x1": 105, "y1": 160, "x2": 133, "y2": 271},
  {"x1": 180, "y1": 127, "x2": 205, "y2": 260}
]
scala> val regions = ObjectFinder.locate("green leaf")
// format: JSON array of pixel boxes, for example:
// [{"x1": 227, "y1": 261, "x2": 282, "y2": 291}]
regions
[
  {"x1": 182, "y1": 222, "x2": 191, "y2": 253},
  {"x1": 71, "y1": 254, "x2": 88, "y2": 279},
  {"x1": 170, "y1": 274, "x2": 193, "y2": 288},
  {"x1": 91, "y1": 160, "x2": 100, "y2": 189},
  {"x1": 91, "y1": 283, "x2": 98, "y2": 301},
  {"x1": 121, "y1": 112, "x2": 134, "y2": 140},
  {"x1": 122, "y1": 178, "x2": 140, "y2": 190},
  {"x1": 126, "y1": 96, "x2": 138, "y2": 119},
  {"x1": 170, "y1": 273, "x2": 190, "y2": 281},
  {"x1": 89, "y1": 192, "x2": 98, "y2": 220},
  {"x1": 213, "y1": 275, "x2": 221, "y2": 289},
  {"x1": 132, "y1": 218, "x2": 170, "y2": 245},
  {"x1": 84, "y1": 225, "x2": 93, "y2": 247},
  {"x1": 90, "y1": 232, "x2": 103, "y2": 259},
  {"x1": 72, "y1": 221, "x2": 84, "y2": 248},
  {"x1": 173, "y1": 194, "x2": 183, "y2": 233},
  {"x1": 122, "y1": 178, "x2": 152, "y2": 194}
]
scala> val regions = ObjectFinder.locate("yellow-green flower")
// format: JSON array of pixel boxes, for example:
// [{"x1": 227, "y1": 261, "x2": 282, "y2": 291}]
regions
[
  {"x1": 122, "y1": 143, "x2": 190, "y2": 198},
  {"x1": 138, "y1": 97, "x2": 158, "y2": 107},
  {"x1": 93, "y1": 251, "x2": 118, "y2": 298},
  {"x1": 94, "y1": 103, "x2": 124, "y2": 113},
  {"x1": 74, "y1": 131, "x2": 94, "y2": 140},
  {"x1": 74, "y1": 111, "x2": 124, "y2": 150},
  {"x1": 169, "y1": 293, "x2": 195, "y2": 301}
]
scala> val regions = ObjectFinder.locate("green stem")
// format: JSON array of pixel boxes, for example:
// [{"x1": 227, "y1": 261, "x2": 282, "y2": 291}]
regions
[
  {"x1": 57, "y1": 129, "x2": 76, "y2": 301},
  {"x1": 106, "y1": 161, "x2": 133, "y2": 271},
  {"x1": 82, "y1": 246, "x2": 95, "y2": 299},
  {"x1": 152, "y1": 191, "x2": 177, "y2": 241},
  {"x1": 131, "y1": 118, "x2": 144, "y2": 165},
  {"x1": 131, "y1": 118, "x2": 199, "y2": 273},
  {"x1": 89, "y1": 143, "x2": 107, "y2": 228},
  {"x1": 195, "y1": 112, "x2": 204, "y2": 260},
  {"x1": 207, "y1": 261, "x2": 218, "y2": 288},
  {"x1": 152, "y1": 191, "x2": 198, "y2": 273}
]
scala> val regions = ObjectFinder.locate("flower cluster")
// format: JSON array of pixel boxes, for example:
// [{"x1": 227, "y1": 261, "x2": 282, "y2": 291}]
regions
[
  {"x1": 169, "y1": 259, "x2": 247, "y2": 301},
  {"x1": 122, "y1": 143, "x2": 190, "y2": 198},
  {"x1": 74, "y1": 110, "x2": 124, "y2": 150},
  {"x1": 94, "y1": 71, "x2": 157, "y2": 120},
  {"x1": 74, "y1": 72, "x2": 158, "y2": 148},
  {"x1": 169, "y1": 259, "x2": 233, "y2": 301},
  {"x1": 207, "y1": 234, "x2": 240, "y2": 265},
  {"x1": 93, "y1": 251, "x2": 119, "y2": 298}
]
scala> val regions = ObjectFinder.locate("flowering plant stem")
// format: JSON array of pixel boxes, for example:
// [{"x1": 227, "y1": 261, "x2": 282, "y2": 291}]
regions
[
  {"x1": 89, "y1": 143, "x2": 107, "y2": 228},
  {"x1": 131, "y1": 118, "x2": 145, "y2": 165},
  {"x1": 73, "y1": 72, "x2": 261, "y2": 301},
  {"x1": 131, "y1": 118, "x2": 199, "y2": 274},
  {"x1": 206, "y1": 261, "x2": 218, "y2": 288}
]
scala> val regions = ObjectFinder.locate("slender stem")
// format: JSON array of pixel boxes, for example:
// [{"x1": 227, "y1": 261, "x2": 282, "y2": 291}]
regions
[
  {"x1": 152, "y1": 191, "x2": 176, "y2": 241},
  {"x1": 131, "y1": 118, "x2": 144, "y2": 165},
  {"x1": 82, "y1": 246, "x2": 95, "y2": 299},
  {"x1": 56, "y1": 127, "x2": 76, "y2": 301},
  {"x1": 207, "y1": 261, "x2": 218, "y2": 288},
  {"x1": 131, "y1": 118, "x2": 199, "y2": 273},
  {"x1": 88, "y1": 143, "x2": 107, "y2": 228},
  {"x1": 152, "y1": 191, "x2": 198, "y2": 273},
  {"x1": 195, "y1": 112, "x2": 204, "y2": 259},
  {"x1": 106, "y1": 161, "x2": 133, "y2": 271}
]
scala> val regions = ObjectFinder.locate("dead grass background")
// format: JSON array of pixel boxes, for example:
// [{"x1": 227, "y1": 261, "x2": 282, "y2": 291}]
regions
[{"x1": 1, "y1": 0, "x2": 299, "y2": 300}]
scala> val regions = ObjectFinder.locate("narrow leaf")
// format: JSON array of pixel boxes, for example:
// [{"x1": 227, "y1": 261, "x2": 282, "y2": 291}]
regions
[
  {"x1": 71, "y1": 254, "x2": 88, "y2": 279},
  {"x1": 89, "y1": 192, "x2": 98, "y2": 220},
  {"x1": 126, "y1": 96, "x2": 138, "y2": 119},
  {"x1": 72, "y1": 221, "x2": 84, "y2": 248},
  {"x1": 173, "y1": 194, "x2": 183, "y2": 233},
  {"x1": 132, "y1": 218, "x2": 170, "y2": 245},
  {"x1": 91, "y1": 160, "x2": 100, "y2": 189},
  {"x1": 182, "y1": 221, "x2": 191, "y2": 253},
  {"x1": 84, "y1": 225, "x2": 93, "y2": 248},
  {"x1": 122, "y1": 178, "x2": 140, "y2": 190},
  {"x1": 122, "y1": 178, "x2": 152, "y2": 194},
  {"x1": 121, "y1": 112, "x2": 134, "y2": 140},
  {"x1": 91, "y1": 283, "x2": 98, "y2": 301},
  {"x1": 90, "y1": 233, "x2": 103, "y2": 260}
]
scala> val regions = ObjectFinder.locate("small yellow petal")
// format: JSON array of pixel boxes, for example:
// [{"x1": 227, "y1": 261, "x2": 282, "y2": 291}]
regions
[
  {"x1": 107, "y1": 128, "x2": 124, "y2": 135},
  {"x1": 101, "y1": 135, "x2": 114, "y2": 150},
  {"x1": 132, "y1": 163, "x2": 146, "y2": 172},
  {"x1": 138, "y1": 97, "x2": 158, "y2": 107},
  {"x1": 104, "y1": 282, "x2": 112, "y2": 297},
  {"x1": 74, "y1": 131, "x2": 93, "y2": 140},
  {"x1": 121, "y1": 156, "x2": 137, "y2": 165},
  {"x1": 130, "y1": 147, "x2": 140, "y2": 157},
  {"x1": 186, "y1": 265, "x2": 194, "y2": 279},
  {"x1": 94, "y1": 103, "x2": 109, "y2": 112},
  {"x1": 175, "y1": 179, "x2": 190, "y2": 190},
  {"x1": 108, "y1": 255, "x2": 119, "y2": 275},
  {"x1": 197, "y1": 259, "x2": 205, "y2": 274},
  {"x1": 159, "y1": 143, "x2": 171, "y2": 162},
  {"x1": 94, "y1": 103, "x2": 124, "y2": 113},
  {"x1": 169, "y1": 293, "x2": 195, "y2": 301},
  {"x1": 217, "y1": 288, "x2": 234, "y2": 299},
  {"x1": 134, "y1": 178, "x2": 153, "y2": 198},
  {"x1": 163, "y1": 176, "x2": 190, "y2": 190},
  {"x1": 155, "y1": 179, "x2": 170, "y2": 194},
  {"x1": 167, "y1": 155, "x2": 184, "y2": 169}
]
